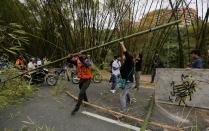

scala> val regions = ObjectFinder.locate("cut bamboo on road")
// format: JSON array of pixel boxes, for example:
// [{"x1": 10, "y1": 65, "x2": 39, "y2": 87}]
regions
[
  {"x1": 66, "y1": 91, "x2": 183, "y2": 131},
  {"x1": 140, "y1": 94, "x2": 155, "y2": 131}
]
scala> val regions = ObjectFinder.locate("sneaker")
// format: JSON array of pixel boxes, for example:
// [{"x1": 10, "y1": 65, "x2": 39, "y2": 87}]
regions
[
  {"x1": 71, "y1": 107, "x2": 79, "y2": 116},
  {"x1": 110, "y1": 90, "x2": 116, "y2": 94},
  {"x1": 113, "y1": 90, "x2": 116, "y2": 93}
]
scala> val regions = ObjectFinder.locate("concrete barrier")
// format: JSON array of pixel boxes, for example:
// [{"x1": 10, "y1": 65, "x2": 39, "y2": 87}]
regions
[{"x1": 155, "y1": 68, "x2": 209, "y2": 109}]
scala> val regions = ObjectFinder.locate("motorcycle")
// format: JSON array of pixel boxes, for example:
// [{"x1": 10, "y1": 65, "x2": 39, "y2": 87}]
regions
[
  {"x1": 53, "y1": 64, "x2": 102, "y2": 84},
  {"x1": 23, "y1": 68, "x2": 57, "y2": 86},
  {"x1": 54, "y1": 65, "x2": 71, "y2": 81},
  {"x1": 72, "y1": 70, "x2": 102, "y2": 84}
]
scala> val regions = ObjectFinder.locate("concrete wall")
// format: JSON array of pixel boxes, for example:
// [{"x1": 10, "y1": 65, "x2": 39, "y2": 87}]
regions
[{"x1": 155, "y1": 68, "x2": 209, "y2": 109}]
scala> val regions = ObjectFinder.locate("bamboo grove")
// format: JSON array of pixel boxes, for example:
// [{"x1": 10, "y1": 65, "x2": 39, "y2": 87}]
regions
[{"x1": 0, "y1": 0, "x2": 209, "y2": 72}]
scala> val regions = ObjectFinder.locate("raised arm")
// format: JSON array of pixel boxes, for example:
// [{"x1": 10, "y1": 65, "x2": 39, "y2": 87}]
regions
[
  {"x1": 120, "y1": 41, "x2": 127, "y2": 52},
  {"x1": 119, "y1": 41, "x2": 132, "y2": 61}
]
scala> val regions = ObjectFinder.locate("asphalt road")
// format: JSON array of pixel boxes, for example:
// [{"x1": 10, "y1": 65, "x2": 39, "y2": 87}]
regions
[
  {"x1": 1, "y1": 80, "x2": 209, "y2": 131},
  {"x1": 0, "y1": 84, "x2": 138, "y2": 131}
]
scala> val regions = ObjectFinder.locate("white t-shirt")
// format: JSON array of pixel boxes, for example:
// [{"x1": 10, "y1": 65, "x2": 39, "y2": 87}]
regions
[
  {"x1": 28, "y1": 62, "x2": 35, "y2": 70},
  {"x1": 37, "y1": 60, "x2": 42, "y2": 66},
  {"x1": 112, "y1": 60, "x2": 121, "y2": 76}
]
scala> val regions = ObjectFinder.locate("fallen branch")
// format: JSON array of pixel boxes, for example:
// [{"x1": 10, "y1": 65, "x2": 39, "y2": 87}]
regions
[{"x1": 66, "y1": 91, "x2": 183, "y2": 131}]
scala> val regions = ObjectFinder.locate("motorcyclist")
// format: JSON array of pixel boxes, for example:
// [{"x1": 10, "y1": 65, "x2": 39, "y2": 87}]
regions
[
  {"x1": 15, "y1": 56, "x2": 26, "y2": 70},
  {"x1": 27, "y1": 58, "x2": 36, "y2": 82},
  {"x1": 27, "y1": 58, "x2": 36, "y2": 71}
]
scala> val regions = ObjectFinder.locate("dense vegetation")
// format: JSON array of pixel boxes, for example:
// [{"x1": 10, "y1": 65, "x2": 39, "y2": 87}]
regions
[
  {"x1": 0, "y1": 69, "x2": 35, "y2": 110},
  {"x1": 0, "y1": 0, "x2": 209, "y2": 72}
]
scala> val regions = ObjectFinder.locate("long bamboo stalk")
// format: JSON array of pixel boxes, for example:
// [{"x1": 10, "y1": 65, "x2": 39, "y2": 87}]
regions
[
  {"x1": 1, "y1": 20, "x2": 181, "y2": 83},
  {"x1": 140, "y1": 94, "x2": 155, "y2": 131},
  {"x1": 65, "y1": 91, "x2": 183, "y2": 131},
  {"x1": 80, "y1": 20, "x2": 181, "y2": 53}
]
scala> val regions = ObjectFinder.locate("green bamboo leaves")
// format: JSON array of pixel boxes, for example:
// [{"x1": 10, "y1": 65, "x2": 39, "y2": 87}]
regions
[{"x1": 0, "y1": 22, "x2": 29, "y2": 55}]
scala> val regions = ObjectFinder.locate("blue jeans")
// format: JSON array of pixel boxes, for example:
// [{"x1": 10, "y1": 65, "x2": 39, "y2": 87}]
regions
[
  {"x1": 111, "y1": 74, "x2": 118, "y2": 90},
  {"x1": 151, "y1": 68, "x2": 156, "y2": 82},
  {"x1": 120, "y1": 82, "x2": 132, "y2": 112}
]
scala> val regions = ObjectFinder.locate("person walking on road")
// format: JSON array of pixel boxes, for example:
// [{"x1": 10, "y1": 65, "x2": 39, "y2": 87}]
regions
[
  {"x1": 119, "y1": 41, "x2": 134, "y2": 112},
  {"x1": 67, "y1": 53, "x2": 93, "y2": 115},
  {"x1": 151, "y1": 53, "x2": 163, "y2": 83},
  {"x1": 134, "y1": 53, "x2": 142, "y2": 90},
  {"x1": 110, "y1": 55, "x2": 121, "y2": 93}
]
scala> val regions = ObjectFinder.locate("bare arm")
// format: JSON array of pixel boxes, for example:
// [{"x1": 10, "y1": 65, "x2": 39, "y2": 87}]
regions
[
  {"x1": 120, "y1": 41, "x2": 132, "y2": 62},
  {"x1": 120, "y1": 41, "x2": 127, "y2": 52}
]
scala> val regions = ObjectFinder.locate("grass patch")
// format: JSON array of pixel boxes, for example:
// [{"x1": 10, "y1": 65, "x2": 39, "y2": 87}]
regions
[{"x1": 0, "y1": 68, "x2": 36, "y2": 110}]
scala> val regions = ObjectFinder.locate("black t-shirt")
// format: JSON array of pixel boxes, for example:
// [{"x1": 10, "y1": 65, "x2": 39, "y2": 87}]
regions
[
  {"x1": 135, "y1": 58, "x2": 142, "y2": 71},
  {"x1": 120, "y1": 51, "x2": 134, "y2": 82}
]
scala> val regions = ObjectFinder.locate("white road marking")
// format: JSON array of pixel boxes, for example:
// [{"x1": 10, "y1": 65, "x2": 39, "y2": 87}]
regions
[{"x1": 82, "y1": 111, "x2": 147, "y2": 131}]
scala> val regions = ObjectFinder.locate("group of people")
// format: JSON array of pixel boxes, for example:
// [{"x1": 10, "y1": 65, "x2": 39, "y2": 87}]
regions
[
  {"x1": 110, "y1": 49, "x2": 142, "y2": 93},
  {"x1": 13, "y1": 41, "x2": 204, "y2": 119},
  {"x1": 14, "y1": 43, "x2": 203, "y2": 117},
  {"x1": 109, "y1": 50, "x2": 164, "y2": 91},
  {"x1": 13, "y1": 43, "x2": 203, "y2": 117},
  {"x1": 66, "y1": 40, "x2": 204, "y2": 116},
  {"x1": 67, "y1": 41, "x2": 137, "y2": 115},
  {"x1": 15, "y1": 56, "x2": 48, "y2": 71}
]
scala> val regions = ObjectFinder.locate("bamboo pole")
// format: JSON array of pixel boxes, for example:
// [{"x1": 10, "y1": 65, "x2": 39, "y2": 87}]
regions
[
  {"x1": 140, "y1": 94, "x2": 155, "y2": 131},
  {"x1": 80, "y1": 20, "x2": 181, "y2": 53},
  {"x1": 66, "y1": 91, "x2": 183, "y2": 131},
  {"x1": 1, "y1": 20, "x2": 181, "y2": 83}
]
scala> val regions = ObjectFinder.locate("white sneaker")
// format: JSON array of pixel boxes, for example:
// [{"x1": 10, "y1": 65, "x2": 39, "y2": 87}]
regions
[
  {"x1": 113, "y1": 90, "x2": 116, "y2": 93},
  {"x1": 110, "y1": 90, "x2": 116, "y2": 93}
]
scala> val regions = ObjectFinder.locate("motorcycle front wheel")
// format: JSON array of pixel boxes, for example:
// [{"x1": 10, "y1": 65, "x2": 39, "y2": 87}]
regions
[
  {"x1": 72, "y1": 74, "x2": 80, "y2": 84},
  {"x1": 46, "y1": 75, "x2": 57, "y2": 86}
]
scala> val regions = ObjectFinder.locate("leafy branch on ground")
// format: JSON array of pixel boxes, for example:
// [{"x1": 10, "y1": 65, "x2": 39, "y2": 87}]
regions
[{"x1": 0, "y1": 68, "x2": 36, "y2": 110}]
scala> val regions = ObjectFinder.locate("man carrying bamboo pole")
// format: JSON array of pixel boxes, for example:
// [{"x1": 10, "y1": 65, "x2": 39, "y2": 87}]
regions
[
  {"x1": 119, "y1": 41, "x2": 134, "y2": 112},
  {"x1": 67, "y1": 53, "x2": 93, "y2": 115}
]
